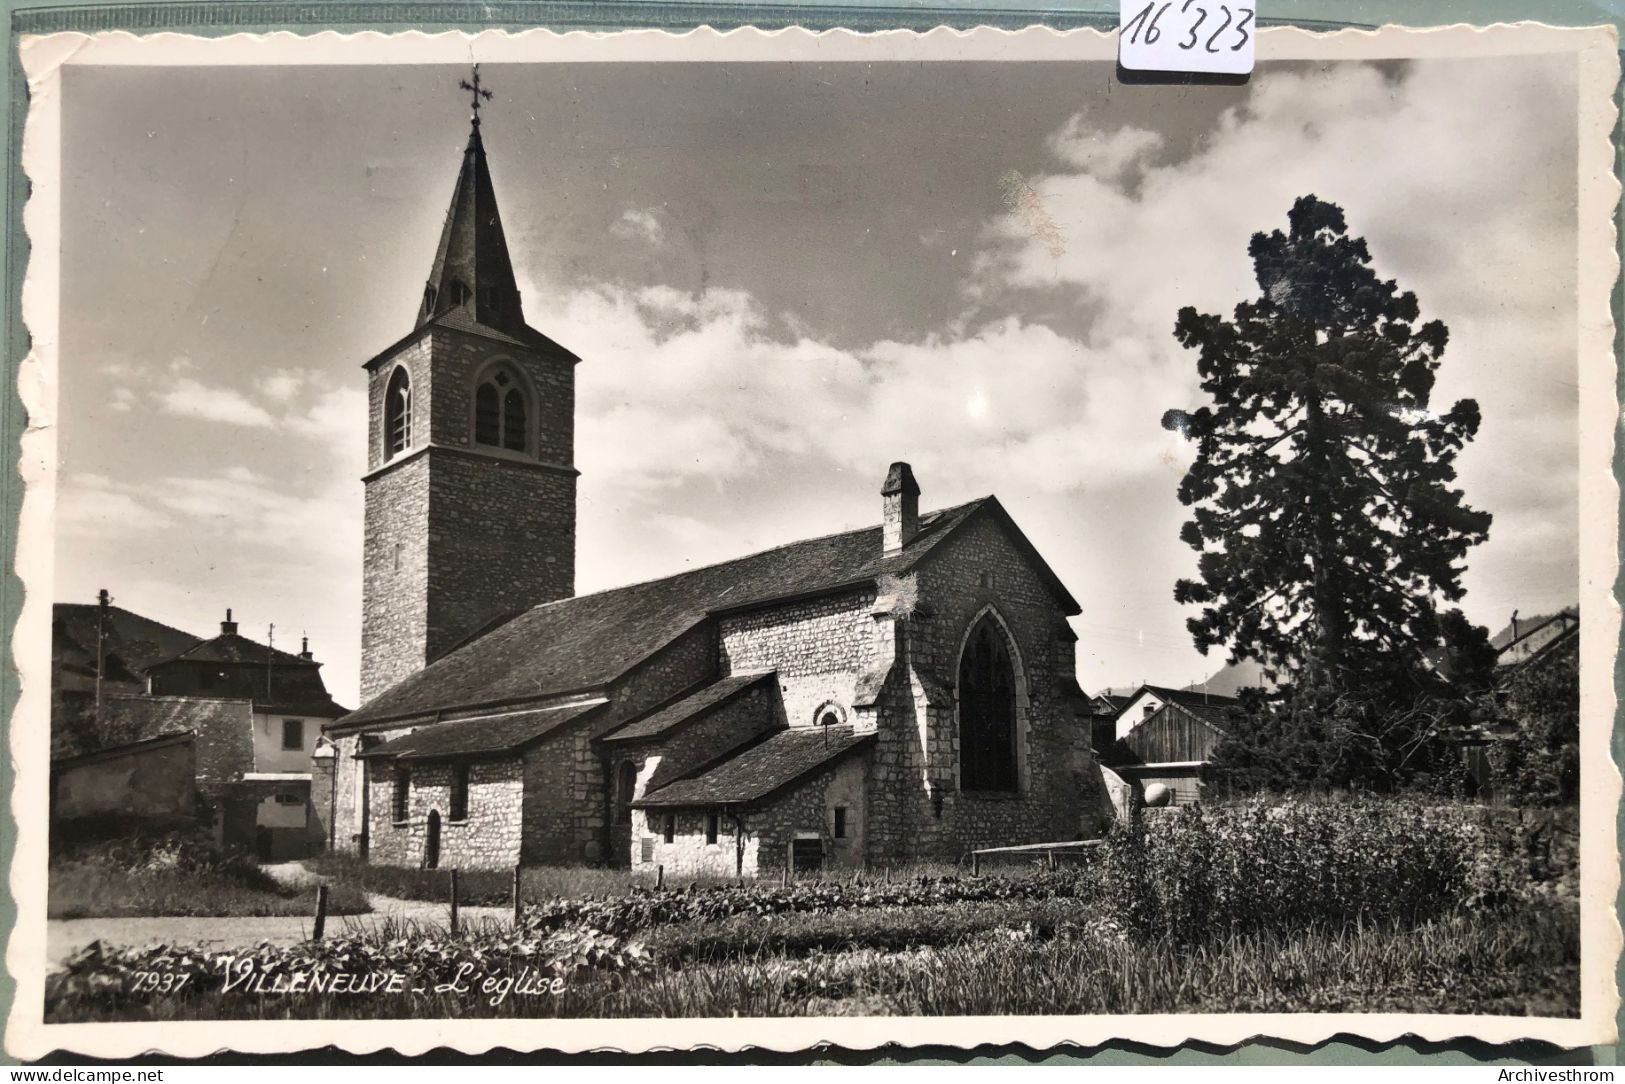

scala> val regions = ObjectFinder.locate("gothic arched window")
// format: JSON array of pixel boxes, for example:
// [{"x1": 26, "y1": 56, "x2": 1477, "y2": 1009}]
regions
[
  {"x1": 384, "y1": 367, "x2": 412, "y2": 459},
  {"x1": 474, "y1": 367, "x2": 529, "y2": 453},
  {"x1": 958, "y1": 616, "x2": 1018, "y2": 792}
]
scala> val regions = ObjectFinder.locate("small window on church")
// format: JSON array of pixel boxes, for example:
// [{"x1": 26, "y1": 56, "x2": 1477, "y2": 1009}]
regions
[
  {"x1": 450, "y1": 764, "x2": 469, "y2": 821},
  {"x1": 833, "y1": 807, "x2": 848, "y2": 839},
  {"x1": 392, "y1": 767, "x2": 410, "y2": 822},
  {"x1": 473, "y1": 367, "x2": 529, "y2": 453},
  {"x1": 818, "y1": 710, "x2": 839, "y2": 730},
  {"x1": 385, "y1": 367, "x2": 412, "y2": 458},
  {"x1": 705, "y1": 811, "x2": 719, "y2": 845},
  {"x1": 663, "y1": 814, "x2": 675, "y2": 844},
  {"x1": 979, "y1": 571, "x2": 996, "y2": 590},
  {"x1": 423, "y1": 285, "x2": 438, "y2": 312},
  {"x1": 449, "y1": 280, "x2": 471, "y2": 306}
]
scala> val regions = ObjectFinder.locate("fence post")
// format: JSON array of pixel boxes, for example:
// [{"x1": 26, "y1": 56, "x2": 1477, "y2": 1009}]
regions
[
  {"x1": 656, "y1": 864, "x2": 665, "y2": 890},
  {"x1": 972, "y1": 851, "x2": 980, "y2": 878},
  {"x1": 449, "y1": 869, "x2": 460, "y2": 935},
  {"x1": 511, "y1": 865, "x2": 522, "y2": 927},
  {"x1": 783, "y1": 839, "x2": 793, "y2": 886},
  {"x1": 1047, "y1": 849, "x2": 1056, "y2": 872},
  {"x1": 312, "y1": 883, "x2": 329, "y2": 942}
]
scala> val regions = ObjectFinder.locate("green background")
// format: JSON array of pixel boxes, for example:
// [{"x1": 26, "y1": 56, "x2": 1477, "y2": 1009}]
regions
[{"x1": 1, "y1": 0, "x2": 1619, "y2": 1066}]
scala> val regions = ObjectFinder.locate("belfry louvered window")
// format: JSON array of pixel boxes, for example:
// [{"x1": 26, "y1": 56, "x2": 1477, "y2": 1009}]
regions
[
  {"x1": 474, "y1": 367, "x2": 528, "y2": 453},
  {"x1": 385, "y1": 367, "x2": 412, "y2": 459}
]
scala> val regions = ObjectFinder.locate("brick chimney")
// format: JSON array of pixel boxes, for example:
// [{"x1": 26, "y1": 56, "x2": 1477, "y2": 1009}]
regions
[
  {"x1": 220, "y1": 608, "x2": 238, "y2": 636},
  {"x1": 882, "y1": 462, "x2": 920, "y2": 556}
]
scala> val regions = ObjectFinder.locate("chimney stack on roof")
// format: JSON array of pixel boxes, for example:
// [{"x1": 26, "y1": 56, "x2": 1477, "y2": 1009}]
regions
[
  {"x1": 882, "y1": 462, "x2": 920, "y2": 556},
  {"x1": 221, "y1": 608, "x2": 238, "y2": 636},
  {"x1": 299, "y1": 635, "x2": 313, "y2": 662}
]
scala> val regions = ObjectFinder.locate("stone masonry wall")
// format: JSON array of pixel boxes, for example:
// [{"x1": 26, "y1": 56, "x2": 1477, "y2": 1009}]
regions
[
  {"x1": 630, "y1": 753, "x2": 868, "y2": 878},
  {"x1": 360, "y1": 329, "x2": 576, "y2": 704},
  {"x1": 360, "y1": 458, "x2": 432, "y2": 704},
  {"x1": 191, "y1": 699, "x2": 256, "y2": 793},
  {"x1": 328, "y1": 726, "x2": 416, "y2": 855},
  {"x1": 365, "y1": 756, "x2": 524, "y2": 869},
  {"x1": 425, "y1": 332, "x2": 575, "y2": 468},
  {"x1": 867, "y1": 512, "x2": 1112, "y2": 863},
  {"x1": 520, "y1": 730, "x2": 589, "y2": 864},
  {"x1": 719, "y1": 590, "x2": 877, "y2": 731},
  {"x1": 425, "y1": 450, "x2": 575, "y2": 665}
]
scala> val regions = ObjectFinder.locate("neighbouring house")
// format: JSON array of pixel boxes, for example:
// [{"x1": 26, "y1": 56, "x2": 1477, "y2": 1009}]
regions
[
  {"x1": 1450, "y1": 606, "x2": 1581, "y2": 799},
  {"x1": 1107, "y1": 683, "x2": 1241, "y2": 741},
  {"x1": 1102, "y1": 699, "x2": 1236, "y2": 807},
  {"x1": 1493, "y1": 608, "x2": 1579, "y2": 670},
  {"x1": 325, "y1": 106, "x2": 1115, "y2": 876},
  {"x1": 49, "y1": 598, "x2": 348, "y2": 858}
]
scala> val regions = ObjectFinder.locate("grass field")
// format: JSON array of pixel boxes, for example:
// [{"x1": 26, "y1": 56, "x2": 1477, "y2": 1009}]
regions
[
  {"x1": 48, "y1": 837, "x2": 370, "y2": 920},
  {"x1": 44, "y1": 799, "x2": 1580, "y2": 1021}
]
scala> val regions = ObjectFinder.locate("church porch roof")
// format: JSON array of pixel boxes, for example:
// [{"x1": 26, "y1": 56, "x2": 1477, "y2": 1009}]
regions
[
  {"x1": 633, "y1": 724, "x2": 874, "y2": 809},
  {"x1": 356, "y1": 700, "x2": 606, "y2": 762},
  {"x1": 602, "y1": 672, "x2": 777, "y2": 744}
]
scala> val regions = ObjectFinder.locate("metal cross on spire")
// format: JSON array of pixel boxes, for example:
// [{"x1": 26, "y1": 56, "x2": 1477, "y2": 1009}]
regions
[{"x1": 459, "y1": 64, "x2": 493, "y2": 126}]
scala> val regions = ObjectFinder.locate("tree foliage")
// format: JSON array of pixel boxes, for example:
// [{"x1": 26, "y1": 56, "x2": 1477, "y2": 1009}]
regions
[
  {"x1": 1167, "y1": 194, "x2": 1491, "y2": 686},
  {"x1": 1167, "y1": 196, "x2": 1494, "y2": 791}
]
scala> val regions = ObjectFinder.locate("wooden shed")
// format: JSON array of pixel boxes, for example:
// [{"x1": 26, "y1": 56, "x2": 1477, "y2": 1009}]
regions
[{"x1": 1114, "y1": 700, "x2": 1232, "y2": 806}]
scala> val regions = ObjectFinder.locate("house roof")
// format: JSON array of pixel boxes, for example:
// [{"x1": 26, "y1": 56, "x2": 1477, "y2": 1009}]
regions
[
  {"x1": 634, "y1": 724, "x2": 874, "y2": 809},
  {"x1": 1111, "y1": 683, "x2": 1241, "y2": 721},
  {"x1": 51, "y1": 730, "x2": 195, "y2": 770},
  {"x1": 339, "y1": 496, "x2": 1074, "y2": 729},
  {"x1": 53, "y1": 603, "x2": 202, "y2": 679},
  {"x1": 356, "y1": 700, "x2": 605, "y2": 762},
  {"x1": 54, "y1": 694, "x2": 253, "y2": 762},
  {"x1": 153, "y1": 632, "x2": 314, "y2": 669},
  {"x1": 1492, "y1": 608, "x2": 1580, "y2": 655},
  {"x1": 1161, "y1": 698, "x2": 1237, "y2": 730},
  {"x1": 602, "y1": 672, "x2": 777, "y2": 744}
]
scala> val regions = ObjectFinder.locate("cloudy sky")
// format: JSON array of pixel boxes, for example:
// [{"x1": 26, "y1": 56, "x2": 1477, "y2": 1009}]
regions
[{"x1": 54, "y1": 54, "x2": 1581, "y2": 707}]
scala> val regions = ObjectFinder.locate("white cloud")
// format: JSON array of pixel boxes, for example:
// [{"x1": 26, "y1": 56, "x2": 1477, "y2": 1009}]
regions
[
  {"x1": 610, "y1": 207, "x2": 665, "y2": 245},
  {"x1": 155, "y1": 377, "x2": 277, "y2": 427},
  {"x1": 56, "y1": 472, "x2": 177, "y2": 538},
  {"x1": 975, "y1": 55, "x2": 1579, "y2": 622},
  {"x1": 257, "y1": 368, "x2": 312, "y2": 402},
  {"x1": 542, "y1": 284, "x2": 1189, "y2": 510}
]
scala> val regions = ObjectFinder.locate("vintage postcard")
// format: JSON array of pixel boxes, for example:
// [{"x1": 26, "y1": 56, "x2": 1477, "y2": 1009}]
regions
[{"x1": 5, "y1": 21, "x2": 1619, "y2": 1059}]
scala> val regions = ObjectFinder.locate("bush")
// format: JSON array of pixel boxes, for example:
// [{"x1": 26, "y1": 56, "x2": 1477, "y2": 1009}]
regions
[{"x1": 1095, "y1": 798, "x2": 1510, "y2": 943}]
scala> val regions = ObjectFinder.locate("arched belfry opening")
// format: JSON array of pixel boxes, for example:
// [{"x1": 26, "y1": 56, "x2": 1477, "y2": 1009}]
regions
[
  {"x1": 473, "y1": 364, "x2": 530, "y2": 453},
  {"x1": 958, "y1": 613, "x2": 1019, "y2": 792},
  {"x1": 384, "y1": 366, "x2": 412, "y2": 459}
]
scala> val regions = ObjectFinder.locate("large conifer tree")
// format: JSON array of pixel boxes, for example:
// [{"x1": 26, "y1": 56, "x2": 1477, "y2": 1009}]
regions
[{"x1": 1166, "y1": 195, "x2": 1492, "y2": 695}]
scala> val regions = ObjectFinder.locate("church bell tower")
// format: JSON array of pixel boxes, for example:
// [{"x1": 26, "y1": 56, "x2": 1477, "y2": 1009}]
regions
[{"x1": 359, "y1": 68, "x2": 578, "y2": 703}]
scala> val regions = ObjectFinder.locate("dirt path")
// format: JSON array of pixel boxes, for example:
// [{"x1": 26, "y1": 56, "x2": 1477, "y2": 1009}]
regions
[{"x1": 46, "y1": 894, "x2": 517, "y2": 968}]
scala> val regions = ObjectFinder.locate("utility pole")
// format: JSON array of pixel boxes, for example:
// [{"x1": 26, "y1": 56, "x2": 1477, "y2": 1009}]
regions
[
  {"x1": 94, "y1": 588, "x2": 111, "y2": 731},
  {"x1": 266, "y1": 622, "x2": 275, "y2": 700}
]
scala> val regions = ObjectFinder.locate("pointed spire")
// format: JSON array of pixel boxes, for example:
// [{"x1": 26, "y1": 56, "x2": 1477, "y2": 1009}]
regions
[{"x1": 417, "y1": 66, "x2": 528, "y2": 337}]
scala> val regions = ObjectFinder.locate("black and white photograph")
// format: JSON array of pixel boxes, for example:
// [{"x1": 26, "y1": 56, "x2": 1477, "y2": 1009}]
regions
[{"x1": 7, "y1": 22, "x2": 1619, "y2": 1057}]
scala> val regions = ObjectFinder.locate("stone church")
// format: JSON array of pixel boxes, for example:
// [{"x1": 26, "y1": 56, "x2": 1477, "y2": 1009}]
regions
[{"x1": 326, "y1": 99, "x2": 1113, "y2": 876}]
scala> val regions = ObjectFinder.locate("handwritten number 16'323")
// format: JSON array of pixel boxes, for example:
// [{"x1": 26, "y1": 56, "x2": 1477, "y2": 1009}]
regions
[{"x1": 1123, "y1": 1, "x2": 1254, "y2": 52}]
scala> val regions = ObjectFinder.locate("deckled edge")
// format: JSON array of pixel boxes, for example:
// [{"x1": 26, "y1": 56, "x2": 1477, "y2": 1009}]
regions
[{"x1": 4, "y1": 20, "x2": 1620, "y2": 1061}]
